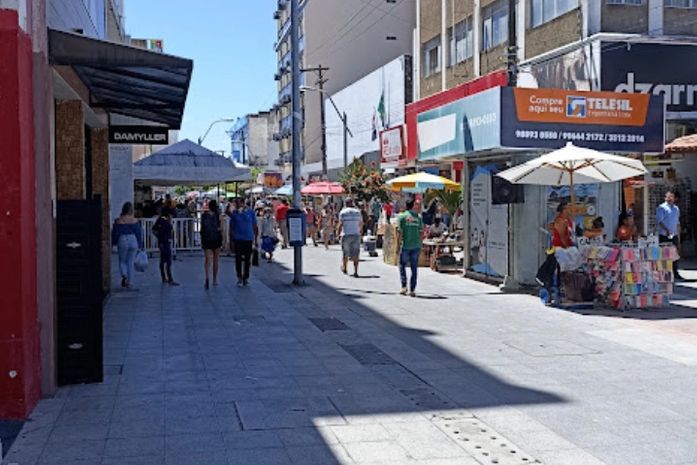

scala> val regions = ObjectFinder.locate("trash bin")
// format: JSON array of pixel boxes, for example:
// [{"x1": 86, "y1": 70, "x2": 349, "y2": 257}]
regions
[{"x1": 363, "y1": 232, "x2": 378, "y2": 257}]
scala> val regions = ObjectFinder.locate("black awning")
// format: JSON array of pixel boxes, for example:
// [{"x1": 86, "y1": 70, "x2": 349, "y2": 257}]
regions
[{"x1": 48, "y1": 29, "x2": 193, "y2": 129}]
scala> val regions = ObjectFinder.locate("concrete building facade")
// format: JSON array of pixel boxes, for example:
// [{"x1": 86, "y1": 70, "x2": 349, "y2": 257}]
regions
[
  {"x1": 273, "y1": 0, "x2": 416, "y2": 176},
  {"x1": 229, "y1": 110, "x2": 279, "y2": 170},
  {"x1": 0, "y1": 0, "x2": 191, "y2": 420}
]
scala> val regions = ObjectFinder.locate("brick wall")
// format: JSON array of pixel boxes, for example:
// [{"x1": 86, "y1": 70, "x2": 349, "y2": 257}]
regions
[
  {"x1": 91, "y1": 128, "x2": 110, "y2": 293},
  {"x1": 602, "y1": 2, "x2": 648, "y2": 34},
  {"x1": 480, "y1": 43, "x2": 507, "y2": 75},
  {"x1": 55, "y1": 100, "x2": 85, "y2": 200},
  {"x1": 664, "y1": 7, "x2": 697, "y2": 36},
  {"x1": 525, "y1": 9, "x2": 582, "y2": 59}
]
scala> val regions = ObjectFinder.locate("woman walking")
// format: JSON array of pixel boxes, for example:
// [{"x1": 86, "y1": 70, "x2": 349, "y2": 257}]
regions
[
  {"x1": 111, "y1": 202, "x2": 143, "y2": 289},
  {"x1": 259, "y1": 207, "x2": 278, "y2": 262},
  {"x1": 321, "y1": 205, "x2": 335, "y2": 249},
  {"x1": 201, "y1": 199, "x2": 223, "y2": 289}
]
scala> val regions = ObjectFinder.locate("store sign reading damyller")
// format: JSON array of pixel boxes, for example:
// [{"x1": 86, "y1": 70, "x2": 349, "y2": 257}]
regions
[{"x1": 109, "y1": 126, "x2": 169, "y2": 144}]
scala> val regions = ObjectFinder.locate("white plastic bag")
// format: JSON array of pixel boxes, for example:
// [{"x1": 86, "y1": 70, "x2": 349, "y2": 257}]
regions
[{"x1": 134, "y1": 250, "x2": 148, "y2": 272}]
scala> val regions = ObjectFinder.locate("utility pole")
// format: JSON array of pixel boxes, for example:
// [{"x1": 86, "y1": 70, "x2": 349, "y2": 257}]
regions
[
  {"x1": 507, "y1": 0, "x2": 518, "y2": 86},
  {"x1": 301, "y1": 65, "x2": 330, "y2": 177},
  {"x1": 343, "y1": 112, "x2": 348, "y2": 169},
  {"x1": 290, "y1": 0, "x2": 303, "y2": 285}
]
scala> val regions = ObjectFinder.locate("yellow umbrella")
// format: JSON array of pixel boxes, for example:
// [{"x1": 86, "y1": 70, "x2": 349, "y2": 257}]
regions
[{"x1": 386, "y1": 172, "x2": 460, "y2": 193}]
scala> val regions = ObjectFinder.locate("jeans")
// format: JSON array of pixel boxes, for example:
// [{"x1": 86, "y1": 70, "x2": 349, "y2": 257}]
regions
[
  {"x1": 118, "y1": 234, "x2": 138, "y2": 283},
  {"x1": 399, "y1": 248, "x2": 421, "y2": 291},
  {"x1": 235, "y1": 240, "x2": 253, "y2": 280}
]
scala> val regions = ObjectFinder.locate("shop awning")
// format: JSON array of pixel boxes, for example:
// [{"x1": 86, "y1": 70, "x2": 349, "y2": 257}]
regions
[
  {"x1": 666, "y1": 134, "x2": 697, "y2": 153},
  {"x1": 48, "y1": 29, "x2": 193, "y2": 129}
]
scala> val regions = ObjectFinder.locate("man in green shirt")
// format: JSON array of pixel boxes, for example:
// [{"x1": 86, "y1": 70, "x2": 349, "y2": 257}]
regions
[{"x1": 397, "y1": 198, "x2": 424, "y2": 297}]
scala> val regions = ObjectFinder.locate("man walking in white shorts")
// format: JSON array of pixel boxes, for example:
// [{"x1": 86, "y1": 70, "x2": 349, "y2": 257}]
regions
[{"x1": 338, "y1": 198, "x2": 363, "y2": 277}]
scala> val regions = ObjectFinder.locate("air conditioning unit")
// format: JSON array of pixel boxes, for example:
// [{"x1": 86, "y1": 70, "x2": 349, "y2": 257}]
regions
[
  {"x1": 282, "y1": 128, "x2": 292, "y2": 138},
  {"x1": 274, "y1": 73, "x2": 281, "y2": 81},
  {"x1": 273, "y1": 11, "x2": 281, "y2": 20},
  {"x1": 271, "y1": 104, "x2": 279, "y2": 112},
  {"x1": 272, "y1": 133, "x2": 281, "y2": 141},
  {"x1": 280, "y1": 94, "x2": 291, "y2": 105},
  {"x1": 278, "y1": 0, "x2": 287, "y2": 11}
]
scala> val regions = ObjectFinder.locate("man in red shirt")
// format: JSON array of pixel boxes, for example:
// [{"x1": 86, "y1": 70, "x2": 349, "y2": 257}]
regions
[{"x1": 275, "y1": 198, "x2": 290, "y2": 248}]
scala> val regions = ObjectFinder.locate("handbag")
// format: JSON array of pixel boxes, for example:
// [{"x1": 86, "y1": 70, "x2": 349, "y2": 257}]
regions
[
  {"x1": 134, "y1": 250, "x2": 149, "y2": 272},
  {"x1": 252, "y1": 248, "x2": 260, "y2": 266}
]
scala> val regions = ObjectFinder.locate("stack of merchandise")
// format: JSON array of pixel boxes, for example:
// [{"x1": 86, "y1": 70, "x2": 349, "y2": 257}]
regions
[{"x1": 582, "y1": 245, "x2": 679, "y2": 310}]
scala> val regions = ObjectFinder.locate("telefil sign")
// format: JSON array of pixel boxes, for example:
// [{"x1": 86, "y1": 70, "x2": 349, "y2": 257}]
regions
[
  {"x1": 416, "y1": 86, "x2": 664, "y2": 160},
  {"x1": 502, "y1": 87, "x2": 664, "y2": 152},
  {"x1": 515, "y1": 88, "x2": 648, "y2": 126},
  {"x1": 109, "y1": 126, "x2": 169, "y2": 145},
  {"x1": 601, "y1": 42, "x2": 697, "y2": 115}
]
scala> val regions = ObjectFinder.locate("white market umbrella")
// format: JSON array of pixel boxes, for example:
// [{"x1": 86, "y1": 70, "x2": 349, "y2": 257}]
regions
[{"x1": 496, "y1": 142, "x2": 647, "y2": 209}]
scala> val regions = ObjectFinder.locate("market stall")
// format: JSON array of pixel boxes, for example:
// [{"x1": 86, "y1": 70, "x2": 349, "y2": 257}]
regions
[
  {"x1": 497, "y1": 143, "x2": 678, "y2": 309},
  {"x1": 383, "y1": 172, "x2": 462, "y2": 270}
]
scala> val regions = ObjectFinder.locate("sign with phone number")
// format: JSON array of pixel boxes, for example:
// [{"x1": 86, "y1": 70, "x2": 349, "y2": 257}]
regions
[
  {"x1": 514, "y1": 130, "x2": 646, "y2": 144},
  {"x1": 500, "y1": 87, "x2": 664, "y2": 153}
]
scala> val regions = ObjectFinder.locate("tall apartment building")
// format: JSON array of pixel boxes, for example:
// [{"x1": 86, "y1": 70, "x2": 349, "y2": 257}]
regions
[{"x1": 273, "y1": 0, "x2": 416, "y2": 177}]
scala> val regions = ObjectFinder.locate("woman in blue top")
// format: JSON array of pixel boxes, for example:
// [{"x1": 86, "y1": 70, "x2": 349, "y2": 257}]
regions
[{"x1": 111, "y1": 202, "x2": 144, "y2": 288}]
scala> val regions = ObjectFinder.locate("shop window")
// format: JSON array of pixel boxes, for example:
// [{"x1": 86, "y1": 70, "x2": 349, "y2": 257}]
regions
[
  {"x1": 531, "y1": 0, "x2": 579, "y2": 28},
  {"x1": 448, "y1": 17, "x2": 474, "y2": 66},
  {"x1": 423, "y1": 36, "x2": 441, "y2": 77},
  {"x1": 482, "y1": 0, "x2": 508, "y2": 51},
  {"x1": 666, "y1": 0, "x2": 697, "y2": 7}
]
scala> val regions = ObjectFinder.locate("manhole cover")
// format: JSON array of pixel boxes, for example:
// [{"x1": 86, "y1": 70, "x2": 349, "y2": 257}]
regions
[
  {"x1": 308, "y1": 318, "x2": 350, "y2": 331},
  {"x1": 504, "y1": 340, "x2": 600, "y2": 357}
]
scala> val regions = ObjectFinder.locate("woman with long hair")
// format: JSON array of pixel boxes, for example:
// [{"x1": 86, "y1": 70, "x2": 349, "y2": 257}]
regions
[
  {"x1": 200, "y1": 199, "x2": 223, "y2": 289},
  {"x1": 111, "y1": 202, "x2": 143, "y2": 288}
]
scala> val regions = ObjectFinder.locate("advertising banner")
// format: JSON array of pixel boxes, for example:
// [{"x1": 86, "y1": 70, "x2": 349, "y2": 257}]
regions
[
  {"x1": 469, "y1": 166, "x2": 507, "y2": 278},
  {"x1": 417, "y1": 87, "x2": 501, "y2": 161},
  {"x1": 380, "y1": 126, "x2": 404, "y2": 164},
  {"x1": 601, "y1": 42, "x2": 697, "y2": 115},
  {"x1": 500, "y1": 87, "x2": 664, "y2": 153}
]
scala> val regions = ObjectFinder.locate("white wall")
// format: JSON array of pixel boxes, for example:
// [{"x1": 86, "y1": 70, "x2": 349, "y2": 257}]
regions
[
  {"x1": 109, "y1": 144, "x2": 133, "y2": 223},
  {"x1": 302, "y1": 0, "x2": 415, "y2": 165},
  {"x1": 324, "y1": 55, "x2": 409, "y2": 170}
]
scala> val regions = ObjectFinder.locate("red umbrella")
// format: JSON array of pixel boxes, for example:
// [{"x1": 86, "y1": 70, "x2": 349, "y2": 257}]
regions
[{"x1": 301, "y1": 181, "x2": 345, "y2": 196}]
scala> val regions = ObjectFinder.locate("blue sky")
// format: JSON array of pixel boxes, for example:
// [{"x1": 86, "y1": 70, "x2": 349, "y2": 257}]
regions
[{"x1": 125, "y1": 0, "x2": 278, "y2": 154}]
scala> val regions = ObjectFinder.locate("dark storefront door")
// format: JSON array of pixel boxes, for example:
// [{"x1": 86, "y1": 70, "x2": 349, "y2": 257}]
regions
[{"x1": 56, "y1": 199, "x2": 103, "y2": 385}]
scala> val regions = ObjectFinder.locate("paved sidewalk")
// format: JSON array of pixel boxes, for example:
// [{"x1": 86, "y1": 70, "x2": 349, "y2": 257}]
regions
[{"x1": 5, "y1": 245, "x2": 697, "y2": 465}]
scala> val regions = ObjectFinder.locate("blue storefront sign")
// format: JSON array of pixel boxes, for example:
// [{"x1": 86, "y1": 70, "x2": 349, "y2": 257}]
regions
[
  {"x1": 417, "y1": 87, "x2": 501, "y2": 161},
  {"x1": 416, "y1": 86, "x2": 665, "y2": 160}
]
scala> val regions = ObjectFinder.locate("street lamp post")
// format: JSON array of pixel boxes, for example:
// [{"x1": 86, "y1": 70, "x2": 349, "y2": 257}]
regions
[
  {"x1": 198, "y1": 118, "x2": 236, "y2": 145},
  {"x1": 300, "y1": 85, "x2": 353, "y2": 169},
  {"x1": 290, "y1": 0, "x2": 303, "y2": 285}
]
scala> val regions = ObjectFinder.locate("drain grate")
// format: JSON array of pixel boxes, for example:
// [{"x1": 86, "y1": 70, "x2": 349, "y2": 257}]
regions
[
  {"x1": 339, "y1": 343, "x2": 397, "y2": 365},
  {"x1": 308, "y1": 317, "x2": 350, "y2": 332},
  {"x1": 400, "y1": 387, "x2": 453, "y2": 410},
  {"x1": 435, "y1": 418, "x2": 541, "y2": 465}
]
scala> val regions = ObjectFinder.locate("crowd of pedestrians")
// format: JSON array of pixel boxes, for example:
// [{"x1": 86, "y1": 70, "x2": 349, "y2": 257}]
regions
[{"x1": 112, "y1": 192, "x2": 470, "y2": 297}]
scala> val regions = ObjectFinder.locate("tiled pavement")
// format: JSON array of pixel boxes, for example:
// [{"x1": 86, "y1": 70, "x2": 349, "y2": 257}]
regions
[{"x1": 5, "y1": 246, "x2": 697, "y2": 465}]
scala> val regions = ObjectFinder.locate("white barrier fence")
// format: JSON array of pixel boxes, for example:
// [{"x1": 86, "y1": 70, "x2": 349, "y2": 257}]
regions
[{"x1": 139, "y1": 218, "x2": 202, "y2": 254}]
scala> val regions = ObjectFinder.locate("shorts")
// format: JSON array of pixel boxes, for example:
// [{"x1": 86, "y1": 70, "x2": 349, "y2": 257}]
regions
[{"x1": 341, "y1": 235, "x2": 361, "y2": 258}]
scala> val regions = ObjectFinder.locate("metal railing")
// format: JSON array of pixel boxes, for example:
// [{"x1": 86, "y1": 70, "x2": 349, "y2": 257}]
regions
[{"x1": 139, "y1": 218, "x2": 203, "y2": 254}]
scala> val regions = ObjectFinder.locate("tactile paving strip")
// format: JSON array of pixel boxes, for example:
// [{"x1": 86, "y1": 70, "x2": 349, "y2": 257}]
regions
[{"x1": 433, "y1": 417, "x2": 541, "y2": 465}]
